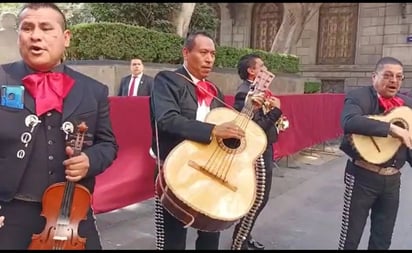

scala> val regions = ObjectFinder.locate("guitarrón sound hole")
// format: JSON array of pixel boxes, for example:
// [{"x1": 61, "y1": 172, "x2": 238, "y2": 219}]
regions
[
  {"x1": 393, "y1": 121, "x2": 406, "y2": 129},
  {"x1": 222, "y1": 138, "x2": 241, "y2": 149}
]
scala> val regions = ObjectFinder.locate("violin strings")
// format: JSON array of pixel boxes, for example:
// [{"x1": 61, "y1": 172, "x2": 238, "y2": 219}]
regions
[{"x1": 52, "y1": 131, "x2": 86, "y2": 249}]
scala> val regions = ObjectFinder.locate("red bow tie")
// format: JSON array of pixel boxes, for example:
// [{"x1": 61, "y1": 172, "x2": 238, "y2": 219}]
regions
[
  {"x1": 195, "y1": 80, "x2": 217, "y2": 106},
  {"x1": 378, "y1": 95, "x2": 404, "y2": 113},
  {"x1": 22, "y1": 72, "x2": 74, "y2": 116}
]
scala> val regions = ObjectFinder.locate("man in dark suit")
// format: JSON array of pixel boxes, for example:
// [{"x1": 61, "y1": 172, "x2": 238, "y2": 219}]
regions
[
  {"x1": 150, "y1": 31, "x2": 247, "y2": 250},
  {"x1": 0, "y1": 3, "x2": 118, "y2": 249},
  {"x1": 338, "y1": 56, "x2": 412, "y2": 250},
  {"x1": 117, "y1": 58, "x2": 154, "y2": 96},
  {"x1": 230, "y1": 54, "x2": 282, "y2": 250}
]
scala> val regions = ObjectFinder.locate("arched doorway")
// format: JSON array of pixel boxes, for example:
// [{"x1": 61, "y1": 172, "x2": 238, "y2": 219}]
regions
[{"x1": 251, "y1": 3, "x2": 283, "y2": 51}]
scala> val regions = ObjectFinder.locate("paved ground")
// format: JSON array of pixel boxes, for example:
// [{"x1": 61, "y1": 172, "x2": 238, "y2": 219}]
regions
[{"x1": 95, "y1": 143, "x2": 412, "y2": 249}]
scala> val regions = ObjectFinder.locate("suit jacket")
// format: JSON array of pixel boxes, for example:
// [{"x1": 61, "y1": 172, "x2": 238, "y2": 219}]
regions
[
  {"x1": 0, "y1": 61, "x2": 119, "y2": 201},
  {"x1": 233, "y1": 80, "x2": 282, "y2": 167},
  {"x1": 117, "y1": 73, "x2": 154, "y2": 96},
  {"x1": 150, "y1": 67, "x2": 225, "y2": 161},
  {"x1": 340, "y1": 85, "x2": 412, "y2": 169}
]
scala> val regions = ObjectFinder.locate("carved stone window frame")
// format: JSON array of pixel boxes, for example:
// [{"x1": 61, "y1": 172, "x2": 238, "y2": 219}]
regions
[{"x1": 316, "y1": 3, "x2": 359, "y2": 65}]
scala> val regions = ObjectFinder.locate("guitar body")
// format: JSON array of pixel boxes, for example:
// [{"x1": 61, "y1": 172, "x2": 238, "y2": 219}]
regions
[
  {"x1": 156, "y1": 107, "x2": 267, "y2": 232},
  {"x1": 351, "y1": 106, "x2": 412, "y2": 164}
]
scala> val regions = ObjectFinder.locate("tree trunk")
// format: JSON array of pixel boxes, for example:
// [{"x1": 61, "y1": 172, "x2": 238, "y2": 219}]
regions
[
  {"x1": 270, "y1": 3, "x2": 322, "y2": 54},
  {"x1": 175, "y1": 3, "x2": 196, "y2": 37}
]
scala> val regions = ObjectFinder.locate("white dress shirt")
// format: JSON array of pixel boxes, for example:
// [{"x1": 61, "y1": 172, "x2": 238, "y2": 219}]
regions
[
  {"x1": 183, "y1": 65, "x2": 211, "y2": 122},
  {"x1": 128, "y1": 73, "x2": 143, "y2": 96},
  {"x1": 149, "y1": 66, "x2": 212, "y2": 160}
]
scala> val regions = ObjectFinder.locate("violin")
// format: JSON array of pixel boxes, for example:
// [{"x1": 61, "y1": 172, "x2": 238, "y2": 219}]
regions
[{"x1": 28, "y1": 122, "x2": 91, "y2": 250}]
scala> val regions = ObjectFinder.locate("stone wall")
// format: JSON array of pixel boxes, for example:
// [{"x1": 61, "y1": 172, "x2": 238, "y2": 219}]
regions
[
  {"x1": 218, "y1": 3, "x2": 254, "y2": 48},
  {"x1": 290, "y1": 7, "x2": 319, "y2": 65},
  {"x1": 293, "y1": 3, "x2": 412, "y2": 92},
  {"x1": 220, "y1": 3, "x2": 412, "y2": 92},
  {"x1": 264, "y1": 3, "x2": 412, "y2": 67},
  {"x1": 355, "y1": 3, "x2": 386, "y2": 65},
  {"x1": 300, "y1": 64, "x2": 412, "y2": 93}
]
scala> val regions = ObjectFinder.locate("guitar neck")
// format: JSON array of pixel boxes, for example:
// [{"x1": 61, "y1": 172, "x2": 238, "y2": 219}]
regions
[
  {"x1": 240, "y1": 99, "x2": 256, "y2": 119},
  {"x1": 239, "y1": 69, "x2": 275, "y2": 118}
]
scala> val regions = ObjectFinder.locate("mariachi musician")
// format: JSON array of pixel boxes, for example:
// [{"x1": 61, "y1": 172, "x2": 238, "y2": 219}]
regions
[
  {"x1": 231, "y1": 53, "x2": 283, "y2": 250},
  {"x1": 0, "y1": 3, "x2": 118, "y2": 249},
  {"x1": 150, "y1": 31, "x2": 263, "y2": 250},
  {"x1": 338, "y1": 56, "x2": 412, "y2": 250}
]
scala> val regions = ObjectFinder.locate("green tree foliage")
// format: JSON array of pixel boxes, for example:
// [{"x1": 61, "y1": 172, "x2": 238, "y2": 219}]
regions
[
  {"x1": 0, "y1": 3, "x2": 93, "y2": 27},
  {"x1": 86, "y1": 3, "x2": 219, "y2": 36},
  {"x1": 88, "y1": 3, "x2": 178, "y2": 33},
  {"x1": 0, "y1": 3, "x2": 22, "y2": 14},
  {"x1": 66, "y1": 23, "x2": 300, "y2": 74},
  {"x1": 189, "y1": 4, "x2": 219, "y2": 34},
  {"x1": 304, "y1": 81, "x2": 321, "y2": 93},
  {"x1": 65, "y1": 3, "x2": 95, "y2": 26}
]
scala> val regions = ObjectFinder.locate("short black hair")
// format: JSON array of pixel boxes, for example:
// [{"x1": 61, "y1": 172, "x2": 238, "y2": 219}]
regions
[
  {"x1": 375, "y1": 57, "x2": 403, "y2": 72},
  {"x1": 237, "y1": 54, "x2": 261, "y2": 81},
  {"x1": 184, "y1": 31, "x2": 215, "y2": 51},
  {"x1": 17, "y1": 3, "x2": 67, "y2": 30}
]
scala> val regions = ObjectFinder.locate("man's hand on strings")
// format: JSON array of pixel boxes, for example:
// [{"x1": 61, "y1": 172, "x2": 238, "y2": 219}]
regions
[
  {"x1": 264, "y1": 96, "x2": 281, "y2": 111},
  {"x1": 246, "y1": 90, "x2": 266, "y2": 111},
  {"x1": 389, "y1": 124, "x2": 412, "y2": 149},
  {"x1": 212, "y1": 121, "x2": 245, "y2": 139}
]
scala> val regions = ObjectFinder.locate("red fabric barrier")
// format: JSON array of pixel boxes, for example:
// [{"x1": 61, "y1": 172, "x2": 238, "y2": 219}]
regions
[
  {"x1": 92, "y1": 94, "x2": 345, "y2": 213},
  {"x1": 92, "y1": 96, "x2": 155, "y2": 214},
  {"x1": 273, "y1": 94, "x2": 345, "y2": 159}
]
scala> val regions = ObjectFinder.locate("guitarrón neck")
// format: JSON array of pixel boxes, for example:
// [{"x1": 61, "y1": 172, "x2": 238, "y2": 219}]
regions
[{"x1": 240, "y1": 96, "x2": 256, "y2": 119}]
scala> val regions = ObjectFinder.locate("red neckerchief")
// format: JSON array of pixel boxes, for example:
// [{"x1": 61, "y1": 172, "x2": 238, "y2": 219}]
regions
[
  {"x1": 378, "y1": 95, "x2": 404, "y2": 113},
  {"x1": 196, "y1": 80, "x2": 217, "y2": 106},
  {"x1": 22, "y1": 72, "x2": 74, "y2": 116}
]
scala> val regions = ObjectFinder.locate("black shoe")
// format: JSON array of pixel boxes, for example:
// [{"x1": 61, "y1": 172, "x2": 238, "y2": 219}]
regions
[{"x1": 246, "y1": 238, "x2": 265, "y2": 250}]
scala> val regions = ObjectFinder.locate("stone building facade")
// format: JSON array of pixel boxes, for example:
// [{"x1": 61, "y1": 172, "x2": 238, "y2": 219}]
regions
[
  {"x1": 213, "y1": 3, "x2": 412, "y2": 93},
  {"x1": 3, "y1": 3, "x2": 412, "y2": 94}
]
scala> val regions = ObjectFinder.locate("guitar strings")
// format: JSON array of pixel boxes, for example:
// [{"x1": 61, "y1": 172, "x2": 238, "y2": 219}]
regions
[
  {"x1": 199, "y1": 71, "x2": 273, "y2": 185},
  {"x1": 202, "y1": 92, "x2": 258, "y2": 183},
  {"x1": 221, "y1": 73, "x2": 271, "y2": 180}
]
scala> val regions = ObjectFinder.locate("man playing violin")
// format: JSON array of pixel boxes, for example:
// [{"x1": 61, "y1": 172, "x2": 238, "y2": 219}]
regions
[
  {"x1": 0, "y1": 3, "x2": 118, "y2": 249},
  {"x1": 231, "y1": 53, "x2": 283, "y2": 250}
]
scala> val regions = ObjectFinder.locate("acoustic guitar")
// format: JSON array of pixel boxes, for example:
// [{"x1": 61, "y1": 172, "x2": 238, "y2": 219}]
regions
[
  {"x1": 351, "y1": 106, "x2": 412, "y2": 165},
  {"x1": 155, "y1": 69, "x2": 275, "y2": 232}
]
